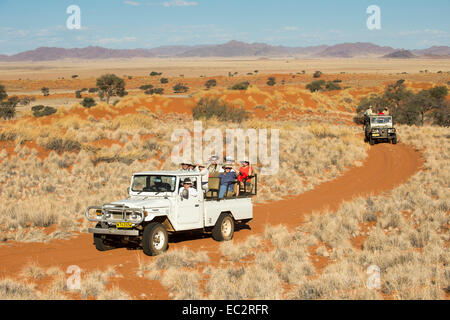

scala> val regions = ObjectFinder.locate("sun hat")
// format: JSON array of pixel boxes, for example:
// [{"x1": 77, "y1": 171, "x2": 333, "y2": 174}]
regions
[{"x1": 183, "y1": 178, "x2": 192, "y2": 185}]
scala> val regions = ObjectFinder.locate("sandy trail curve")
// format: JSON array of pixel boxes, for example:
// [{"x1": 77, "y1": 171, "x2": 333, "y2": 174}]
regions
[{"x1": 0, "y1": 143, "x2": 423, "y2": 299}]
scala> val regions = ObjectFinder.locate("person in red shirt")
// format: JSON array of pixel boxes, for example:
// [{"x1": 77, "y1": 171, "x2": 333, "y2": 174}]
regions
[{"x1": 237, "y1": 160, "x2": 254, "y2": 194}]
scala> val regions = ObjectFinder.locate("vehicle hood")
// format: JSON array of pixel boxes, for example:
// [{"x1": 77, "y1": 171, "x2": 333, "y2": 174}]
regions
[
  {"x1": 107, "y1": 197, "x2": 171, "y2": 209},
  {"x1": 372, "y1": 123, "x2": 393, "y2": 128}
]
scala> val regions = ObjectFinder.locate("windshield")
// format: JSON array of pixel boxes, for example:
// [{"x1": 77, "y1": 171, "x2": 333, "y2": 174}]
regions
[
  {"x1": 371, "y1": 117, "x2": 392, "y2": 125},
  {"x1": 131, "y1": 175, "x2": 177, "y2": 193}
]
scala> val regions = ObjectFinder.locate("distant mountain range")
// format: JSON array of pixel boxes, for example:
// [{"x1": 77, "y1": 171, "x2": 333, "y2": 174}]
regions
[{"x1": 1, "y1": 41, "x2": 449, "y2": 61}]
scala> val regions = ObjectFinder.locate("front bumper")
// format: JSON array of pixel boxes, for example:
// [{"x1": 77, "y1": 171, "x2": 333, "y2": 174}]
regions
[
  {"x1": 85, "y1": 204, "x2": 145, "y2": 225},
  {"x1": 88, "y1": 228, "x2": 140, "y2": 236}
]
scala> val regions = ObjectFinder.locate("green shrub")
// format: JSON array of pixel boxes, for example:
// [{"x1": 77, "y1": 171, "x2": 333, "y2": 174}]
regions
[
  {"x1": 267, "y1": 77, "x2": 276, "y2": 86},
  {"x1": 96, "y1": 74, "x2": 127, "y2": 104},
  {"x1": 160, "y1": 78, "x2": 169, "y2": 84},
  {"x1": 75, "y1": 90, "x2": 82, "y2": 99},
  {"x1": 325, "y1": 81, "x2": 342, "y2": 91},
  {"x1": 81, "y1": 97, "x2": 96, "y2": 108},
  {"x1": 31, "y1": 105, "x2": 57, "y2": 117},
  {"x1": 231, "y1": 81, "x2": 250, "y2": 90},
  {"x1": 306, "y1": 80, "x2": 326, "y2": 92},
  {"x1": 173, "y1": 83, "x2": 189, "y2": 93},
  {"x1": 150, "y1": 71, "x2": 162, "y2": 76},
  {"x1": 313, "y1": 71, "x2": 322, "y2": 78},
  {"x1": 41, "y1": 87, "x2": 50, "y2": 96},
  {"x1": 205, "y1": 79, "x2": 217, "y2": 89},
  {"x1": 0, "y1": 84, "x2": 7, "y2": 101},
  {"x1": 192, "y1": 98, "x2": 249, "y2": 123},
  {"x1": 88, "y1": 87, "x2": 98, "y2": 93},
  {"x1": 145, "y1": 88, "x2": 164, "y2": 95},
  {"x1": 139, "y1": 84, "x2": 153, "y2": 91},
  {"x1": 0, "y1": 97, "x2": 19, "y2": 120}
]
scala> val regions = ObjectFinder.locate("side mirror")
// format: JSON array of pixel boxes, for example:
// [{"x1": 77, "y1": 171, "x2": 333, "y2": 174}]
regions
[{"x1": 181, "y1": 189, "x2": 189, "y2": 200}]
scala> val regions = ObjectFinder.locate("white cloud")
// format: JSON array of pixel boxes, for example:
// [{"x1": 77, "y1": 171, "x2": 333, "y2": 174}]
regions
[
  {"x1": 162, "y1": 0, "x2": 198, "y2": 7},
  {"x1": 124, "y1": 1, "x2": 141, "y2": 6},
  {"x1": 284, "y1": 26, "x2": 298, "y2": 31}
]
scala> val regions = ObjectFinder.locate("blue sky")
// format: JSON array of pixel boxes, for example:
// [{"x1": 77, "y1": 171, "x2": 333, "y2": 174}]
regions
[{"x1": 0, "y1": 0, "x2": 449, "y2": 54}]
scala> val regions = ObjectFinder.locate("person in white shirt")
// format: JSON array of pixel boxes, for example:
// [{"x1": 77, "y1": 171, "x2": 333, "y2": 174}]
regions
[
  {"x1": 198, "y1": 164, "x2": 209, "y2": 191},
  {"x1": 178, "y1": 178, "x2": 198, "y2": 198}
]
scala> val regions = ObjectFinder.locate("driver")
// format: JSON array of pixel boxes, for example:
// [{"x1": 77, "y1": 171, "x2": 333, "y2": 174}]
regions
[{"x1": 178, "y1": 178, "x2": 198, "y2": 198}]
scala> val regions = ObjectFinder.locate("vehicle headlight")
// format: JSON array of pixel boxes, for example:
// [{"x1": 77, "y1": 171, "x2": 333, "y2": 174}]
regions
[
  {"x1": 372, "y1": 129, "x2": 380, "y2": 133},
  {"x1": 131, "y1": 213, "x2": 138, "y2": 220},
  {"x1": 388, "y1": 129, "x2": 396, "y2": 133},
  {"x1": 105, "y1": 213, "x2": 112, "y2": 219}
]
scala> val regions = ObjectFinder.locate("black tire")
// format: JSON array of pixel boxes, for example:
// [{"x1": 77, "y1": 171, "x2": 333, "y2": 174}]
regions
[
  {"x1": 142, "y1": 222, "x2": 168, "y2": 256},
  {"x1": 212, "y1": 213, "x2": 234, "y2": 242},
  {"x1": 369, "y1": 137, "x2": 375, "y2": 146},
  {"x1": 392, "y1": 137, "x2": 397, "y2": 145},
  {"x1": 93, "y1": 223, "x2": 115, "y2": 252}
]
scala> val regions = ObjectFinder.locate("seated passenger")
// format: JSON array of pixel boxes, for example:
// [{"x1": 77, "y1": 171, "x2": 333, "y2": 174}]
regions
[
  {"x1": 178, "y1": 178, "x2": 198, "y2": 198},
  {"x1": 218, "y1": 164, "x2": 237, "y2": 199},
  {"x1": 198, "y1": 164, "x2": 209, "y2": 191},
  {"x1": 237, "y1": 159, "x2": 254, "y2": 193},
  {"x1": 207, "y1": 156, "x2": 221, "y2": 174}
]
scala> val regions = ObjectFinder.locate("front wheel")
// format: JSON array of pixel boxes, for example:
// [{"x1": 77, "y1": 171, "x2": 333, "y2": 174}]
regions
[
  {"x1": 142, "y1": 222, "x2": 168, "y2": 256},
  {"x1": 212, "y1": 213, "x2": 235, "y2": 242},
  {"x1": 392, "y1": 137, "x2": 398, "y2": 145},
  {"x1": 369, "y1": 137, "x2": 375, "y2": 146},
  {"x1": 93, "y1": 223, "x2": 115, "y2": 252}
]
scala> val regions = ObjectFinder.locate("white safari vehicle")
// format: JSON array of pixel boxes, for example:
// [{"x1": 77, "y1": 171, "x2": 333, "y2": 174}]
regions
[{"x1": 86, "y1": 171, "x2": 256, "y2": 256}]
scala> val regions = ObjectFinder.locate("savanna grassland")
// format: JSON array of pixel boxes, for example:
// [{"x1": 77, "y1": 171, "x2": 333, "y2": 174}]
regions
[{"x1": 0, "y1": 60, "x2": 448, "y2": 300}]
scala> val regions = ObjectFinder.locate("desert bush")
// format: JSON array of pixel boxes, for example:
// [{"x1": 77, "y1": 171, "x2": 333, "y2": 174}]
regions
[
  {"x1": 150, "y1": 71, "x2": 162, "y2": 76},
  {"x1": 41, "y1": 87, "x2": 50, "y2": 96},
  {"x1": 81, "y1": 97, "x2": 96, "y2": 108},
  {"x1": 313, "y1": 71, "x2": 323, "y2": 78},
  {"x1": 231, "y1": 81, "x2": 250, "y2": 90},
  {"x1": 0, "y1": 98, "x2": 18, "y2": 120},
  {"x1": 44, "y1": 138, "x2": 81, "y2": 153},
  {"x1": 139, "y1": 84, "x2": 153, "y2": 91},
  {"x1": 96, "y1": 74, "x2": 127, "y2": 104},
  {"x1": 267, "y1": 77, "x2": 276, "y2": 86},
  {"x1": 306, "y1": 80, "x2": 326, "y2": 93},
  {"x1": 192, "y1": 98, "x2": 249, "y2": 123},
  {"x1": 205, "y1": 79, "x2": 217, "y2": 89},
  {"x1": 31, "y1": 105, "x2": 57, "y2": 117},
  {"x1": 173, "y1": 83, "x2": 189, "y2": 93},
  {"x1": 160, "y1": 78, "x2": 169, "y2": 84},
  {"x1": 88, "y1": 87, "x2": 98, "y2": 93},
  {"x1": 0, "y1": 84, "x2": 7, "y2": 101},
  {"x1": 145, "y1": 88, "x2": 164, "y2": 95}
]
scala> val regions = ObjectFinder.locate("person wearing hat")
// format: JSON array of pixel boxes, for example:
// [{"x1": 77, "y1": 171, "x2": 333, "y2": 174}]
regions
[
  {"x1": 197, "y1": 163, "x2": 209, "y2": 191},
  {"x1": 207, "y1": 155, "x2": 220, "y2": 173},
  {"x1": 218, "y1": 163, "x2": 238, "y2": 198},
  {"x1": 179, "y1": 162, "x2": 190, "y2": 173},
  {"x1": 364, "y1": 106, "x2": 374, "y2": 116},
  {"x1": 237, "y1": 159, "x2": 254, "y2": 193},
  {"x1": 178, "y1": 178, "x2": 198, "y2": 198}
]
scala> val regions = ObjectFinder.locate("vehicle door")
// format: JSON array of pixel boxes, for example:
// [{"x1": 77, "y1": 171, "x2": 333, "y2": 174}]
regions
[{"x1": 177, "y1": 176, "x2": 203, "y2": 230}]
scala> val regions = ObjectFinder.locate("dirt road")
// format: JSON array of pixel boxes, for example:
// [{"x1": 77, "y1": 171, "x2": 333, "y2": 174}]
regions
[{"x1": 0, "y1": 143, "x2": 423, "y2": 299}]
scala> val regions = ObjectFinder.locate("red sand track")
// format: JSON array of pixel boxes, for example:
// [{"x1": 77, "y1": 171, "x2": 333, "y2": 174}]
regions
[{"x1": 0, "y1": 143, "x2": 422, "y2": 299}]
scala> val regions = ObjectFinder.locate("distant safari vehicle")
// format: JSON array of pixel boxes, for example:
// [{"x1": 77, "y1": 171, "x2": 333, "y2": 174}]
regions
[
  {"x1": 364, "y1": 115, "x2": 397, "y2": 145},
  {"x1": 85, "y1": 171, "x2": 256, "y2": 256}
]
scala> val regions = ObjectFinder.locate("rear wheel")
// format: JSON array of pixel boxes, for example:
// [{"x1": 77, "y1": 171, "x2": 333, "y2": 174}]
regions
[
  {"x1": 93, "y1": 223, "x2": 115, "y2": 252},
  {"x1": 392, "y1": 137, "x2": 398, "y2": 145},
  {"x1": 143, "y1": 222, "x2": 168, "y2": 256},
  {"x1": 212, "y1": 213, "x2": 234, "y2": 242},
  {"x1": 369, "y1": 137, "x2": 375, "y2": 146}
]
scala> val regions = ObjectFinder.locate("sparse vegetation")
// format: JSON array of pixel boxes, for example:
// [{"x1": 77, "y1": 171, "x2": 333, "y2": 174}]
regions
[
  {"x1": 173, "y1": 83, "x2": 189, "y2": 93},
  {"x1": 231, "y1": 81, "x2": 250, "y2": 90},
  {"x1": 192, "y1": 98, "x2": 250, "y2": 123},
  {"x1": 31, "y1": 105, "x2": 57, "y2": 117},
  {"x1": 205, "y1": 79, "x2": 217, "y2": 90},
  {"x1": 96, "y1": 74, "x2": 128, "y2": 104},
  {"x1": 41, "y1": 87, "x2": 50, "y2": 96},
  {"x1": 81, "y1": 97, "x2": 97, "y2": 108}
]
